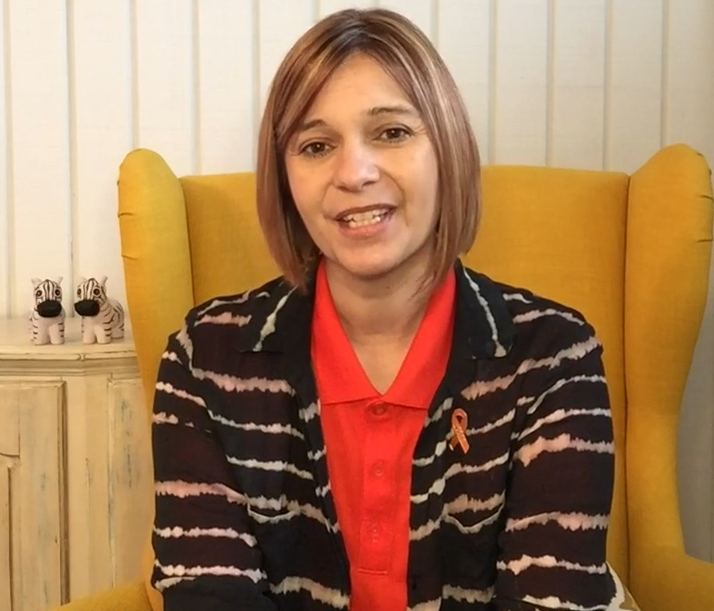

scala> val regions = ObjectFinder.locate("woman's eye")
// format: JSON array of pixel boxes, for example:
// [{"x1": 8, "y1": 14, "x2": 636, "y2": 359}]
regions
[
  {"x1": 300, "y1": 142, "x2": 331, "y2": 157},
  {"x1": 379, "y1": 127, "x2": 411, "y2": 142}
]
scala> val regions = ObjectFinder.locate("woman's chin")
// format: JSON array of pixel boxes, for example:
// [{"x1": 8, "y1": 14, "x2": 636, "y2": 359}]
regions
[
  {"x1": 324, "y1": 246, "x2": 431, "y2": 285},
  {"x1": 325, "y1": 253, "x2": 401, "y2": 282}
]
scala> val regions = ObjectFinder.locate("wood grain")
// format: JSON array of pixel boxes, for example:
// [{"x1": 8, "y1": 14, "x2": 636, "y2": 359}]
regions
[
  {"x1": 0, "y1": 462, "x2": 13, "y2": 611},
  {"x1": 108, "y1": 377, "x2": 152, "y2": 586}
]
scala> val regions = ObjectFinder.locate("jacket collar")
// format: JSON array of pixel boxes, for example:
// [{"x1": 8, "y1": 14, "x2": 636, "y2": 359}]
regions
[{"x1": 234, "y1": 259, "x2": 515, "y2": 363}]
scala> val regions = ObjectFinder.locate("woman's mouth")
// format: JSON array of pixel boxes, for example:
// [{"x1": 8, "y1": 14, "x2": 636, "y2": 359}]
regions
[
  {"x1": 339, "y1": 208, "x2": 394, "y2": 228},
  {"x1": 333, "y1": 205, "x2": 396, "y2": 239}
]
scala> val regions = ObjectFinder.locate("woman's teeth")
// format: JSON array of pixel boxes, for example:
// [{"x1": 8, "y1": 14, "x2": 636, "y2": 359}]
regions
[{"x1": 341, "y1": 209, "x2": 389, "y2": 228}]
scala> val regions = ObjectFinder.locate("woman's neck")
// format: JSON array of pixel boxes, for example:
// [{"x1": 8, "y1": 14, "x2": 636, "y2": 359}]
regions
[{"x1": 324, "y1": 255, "x2": 433, "y2": 348}]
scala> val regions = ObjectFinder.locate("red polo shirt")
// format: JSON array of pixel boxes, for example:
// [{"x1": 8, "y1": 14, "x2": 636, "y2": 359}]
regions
[{"x1": 311, "y1": 260, "x2": 455, "y2": 611}]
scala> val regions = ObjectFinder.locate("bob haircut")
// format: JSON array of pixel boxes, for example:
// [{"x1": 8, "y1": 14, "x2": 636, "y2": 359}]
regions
[{"x1": 256, "y1": 7, "x2": 481, "y2": 292}]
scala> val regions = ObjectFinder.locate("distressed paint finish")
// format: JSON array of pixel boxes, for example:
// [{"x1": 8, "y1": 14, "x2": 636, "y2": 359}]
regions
[
  {"x1": 0, "y1": 316, "x2": 147, "y2": 604},
  {"x1": 0, "y1": 381, "x2": 64, "y2": 611},
  {"x1": 0, "y1": 462, "x2": 13, "y2": 611},
  {"x1": 65, "y1": 372, "x2": 115, "y2": 597},
  {"x1": 108, "y1": 377, "x2": 153, "y2": 586}
]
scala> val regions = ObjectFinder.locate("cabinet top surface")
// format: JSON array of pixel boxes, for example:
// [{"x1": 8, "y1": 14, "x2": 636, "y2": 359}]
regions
[{"x1": 0, "y1": 316, "x2": 136, "y2": 360}]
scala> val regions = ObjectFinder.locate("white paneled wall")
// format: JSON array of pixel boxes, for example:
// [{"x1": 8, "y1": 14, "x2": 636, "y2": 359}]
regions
[
  {"x1": 0, "y1": 0, "x2": 713, "y2": 560},
  {"x1": 6, "y1": 1, "x2": 73, "y2": 318},
  {"x1": 72, "y1": 2, "x2": 133, "y2": 310},
  {"x1": 551, "y1": 0, "x2": 606, "y2": 169},
  {"x1": 0, "y1": 1, "x2": 7, "y2": 321},
  {"x1": 2, "y1": 0, "x2": 713, "y2": 315}
]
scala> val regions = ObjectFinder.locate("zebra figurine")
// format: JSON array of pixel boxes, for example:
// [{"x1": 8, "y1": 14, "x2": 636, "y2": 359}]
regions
[
  {"x1": 74, "y1": 276, "x2": 125, "y2": 344},
  {"x1": 28, "y1": 277, "x2": 66, "y2": 345}
]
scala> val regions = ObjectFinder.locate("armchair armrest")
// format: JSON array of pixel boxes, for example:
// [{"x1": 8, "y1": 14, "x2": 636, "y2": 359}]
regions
[
  {"x1": 632, "y1": 546, "x2": 714, "y2": 611},
  {"x1": 48, "y1": 582, "x2": 151, "y2": 611}
]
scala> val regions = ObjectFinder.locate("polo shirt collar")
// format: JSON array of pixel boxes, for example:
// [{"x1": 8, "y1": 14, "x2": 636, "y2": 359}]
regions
[
  {"x1": 310, "y1": 259, "x2": 456, "y2": 408},
  {"x1": 235, "y1": 258, "x2": 515, "y2": 363}
]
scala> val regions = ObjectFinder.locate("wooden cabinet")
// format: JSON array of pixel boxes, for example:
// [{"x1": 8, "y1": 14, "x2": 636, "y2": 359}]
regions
[{"x1": 0, "y1": 318, "x2": 153, "y2": 611}]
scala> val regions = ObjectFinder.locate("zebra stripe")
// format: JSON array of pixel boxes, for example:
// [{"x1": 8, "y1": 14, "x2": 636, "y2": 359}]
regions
[
  {"x1": 28, "y1": 277, "x2": 66, "y2": 345},
  {"x1": 75, "y1": 276, "x2": 125, "y2": 343}
]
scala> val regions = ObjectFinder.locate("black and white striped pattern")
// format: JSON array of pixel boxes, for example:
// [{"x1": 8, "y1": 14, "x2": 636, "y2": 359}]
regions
[
  {"x1": 28, "y1": 277, "x2": 66, "y2": 345},
  {"x1": 150, "y1": 260, "x2": 632, "y2": 611},
  {"x1": 74, "y1": 276, "x2": 125, "y2": 344}
]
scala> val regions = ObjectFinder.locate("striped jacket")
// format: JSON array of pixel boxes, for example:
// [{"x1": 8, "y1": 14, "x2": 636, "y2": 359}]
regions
[{"x1": 151, "y1": 260, "x2": 627, "y2": 611}]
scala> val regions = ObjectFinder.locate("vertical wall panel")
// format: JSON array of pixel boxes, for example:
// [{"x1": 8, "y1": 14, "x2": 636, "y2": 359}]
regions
[
  {"x1": 378, "y1": 0, "x2": 434, "y2": 39},
  {"x1": 0, "y1": 1, "x2": 10, "y2": 317},
  {"x1": 667, "y1": 0, "x2": 714, "y2": 563},
  {"x1": 493, "y1": 0, "x2": 549, "y2": 165},
  {"x1": 318, "y1": 0, "x2": 375, "y2": 18},
  {"x1": 134, "y1": 0, "x2": 195, "y2": 177},
  {"x1": 197, "y1": 0, "x2": 255, "y2": 174},
  {"x1": 8, "y1": 0, "x2": 72, "y2": 317},
  {"x1": 438, "y1": 0, "x2": 492, "y2": 163},
  {"x1": 71, "y1": 0, "x2": 132, "y2": 313},
  {"x1": 608, "y1": 0, "x2": 664, "y2": 173},
  {"x1": 551, "y1": 0, "x2": 606, "y2": 170},
  {"x1": 258, "y1": 0, "x2": 315, "y2": 115},
  {"x1": 665, "y1": 0, "x2": 714, "y2": 164}
]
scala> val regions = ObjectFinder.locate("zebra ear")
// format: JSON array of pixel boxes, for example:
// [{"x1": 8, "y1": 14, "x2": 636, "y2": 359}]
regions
[
  {"x1": 99, "y1": 275, "x2": 108, "y2": 288},
  {"x1": 56, "y1": 276, "x2": 63, "y2": 285},
  {"x1": 78, "y1": 276, "x2": 86, "y2": 286},
  {"x1": 31, "y1": 277, "x2": 41, "y2": 289}
]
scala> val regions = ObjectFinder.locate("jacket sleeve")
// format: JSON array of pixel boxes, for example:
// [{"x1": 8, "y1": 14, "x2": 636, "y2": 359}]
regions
[
  {"x1": 494, "y1": 320, "x2": 629, "y2": 610},
  {"x1": 150, "y1": 318, "x2": 279, "y2": 611}
]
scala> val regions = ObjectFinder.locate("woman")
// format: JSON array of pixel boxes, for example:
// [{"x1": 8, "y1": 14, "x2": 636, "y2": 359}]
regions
[{"x1": 150, "y1": 8, "x2": 625, "y2": 611}]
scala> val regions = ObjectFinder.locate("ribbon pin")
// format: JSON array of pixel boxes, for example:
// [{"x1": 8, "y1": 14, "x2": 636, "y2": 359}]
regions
[{"x1": 449, "y1": 408, "x2": 470, "y2": 454}]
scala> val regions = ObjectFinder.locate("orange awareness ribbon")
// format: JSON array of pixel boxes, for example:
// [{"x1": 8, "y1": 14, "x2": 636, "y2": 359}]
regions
[{"x1": 449, "y1": 408, "x2": 470, "y2": 454}]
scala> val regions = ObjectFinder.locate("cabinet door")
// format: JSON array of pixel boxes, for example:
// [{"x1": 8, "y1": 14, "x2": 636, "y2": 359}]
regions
[
  {"x1": 0, "y1": 382, "x2": 65, "y2": 611},
  {"x1": 65, "y1": 372, "x2": 152, "y2": 600},
  {"x1": 107, "y1": 376, "x2": 153, "y2": 586}
]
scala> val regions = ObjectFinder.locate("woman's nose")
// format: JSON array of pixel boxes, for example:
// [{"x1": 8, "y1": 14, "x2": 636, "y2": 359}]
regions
[{"x1": 332, "y1": 142, "x2": 379, "y2": 191}]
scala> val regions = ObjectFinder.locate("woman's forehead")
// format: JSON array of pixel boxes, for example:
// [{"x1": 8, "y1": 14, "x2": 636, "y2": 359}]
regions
[{"x1": 301, "y1": 55, "x2": 417, "y2": 124}]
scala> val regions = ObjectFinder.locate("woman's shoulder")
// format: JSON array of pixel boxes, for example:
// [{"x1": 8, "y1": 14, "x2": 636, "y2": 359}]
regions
[
  {"x1": 174, "y1": 274, "x2": 297, "y2": 352},
  {"x1": 500, "y1": 282, "x2": 602, "y2": 361},
  {"x1": 499, "y1": 281, "x2": 592, "y2": 328},
  {"x1": 463, "y1": 266, "x2": 601, "y2": 355},
  {"x1": 192, "y1": 275, "x2": 289, "y2": 320}
]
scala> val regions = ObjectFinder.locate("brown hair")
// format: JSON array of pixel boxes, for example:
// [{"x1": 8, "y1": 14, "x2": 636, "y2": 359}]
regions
[{"x1": 256, "y1": 8, "x2": 481, "y2": 292}]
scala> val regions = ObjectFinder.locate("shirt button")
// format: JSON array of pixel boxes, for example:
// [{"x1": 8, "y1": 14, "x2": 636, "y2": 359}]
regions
[
  {"x1": 371, "y1": 404, "x2": 387, "y2": 416},
  {"x1": 373, "y1": 461, "x2": 385, "y2": 477}
]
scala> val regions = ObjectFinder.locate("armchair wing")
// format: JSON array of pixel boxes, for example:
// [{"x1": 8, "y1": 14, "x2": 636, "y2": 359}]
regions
[{"x1": 625, "y1": 144, "x2": 714, "y2": 611}]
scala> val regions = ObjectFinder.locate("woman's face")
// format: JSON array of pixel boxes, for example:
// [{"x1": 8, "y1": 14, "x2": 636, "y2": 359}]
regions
[{"x1": 284, "y1": 53, "x2": 440, "y2": 285}]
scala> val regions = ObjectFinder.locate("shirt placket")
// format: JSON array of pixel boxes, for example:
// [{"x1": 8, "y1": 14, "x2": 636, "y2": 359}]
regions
[{"x1": 356, "y1": 399, "x2": 397, "y2": 573}]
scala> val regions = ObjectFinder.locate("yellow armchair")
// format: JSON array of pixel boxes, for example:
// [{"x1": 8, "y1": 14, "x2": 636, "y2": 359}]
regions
[{"x1": 52, "y1": 144, "x2": 714, "y2": 611}]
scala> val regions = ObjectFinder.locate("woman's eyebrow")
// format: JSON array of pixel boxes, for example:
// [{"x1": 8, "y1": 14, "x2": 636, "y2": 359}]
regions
[
  {"x1": 366, "y1": 104, "x2": 419, "y2": 118},
  {"x1": 297, "y1": 104, "x2": 419, "y2": 134}
]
